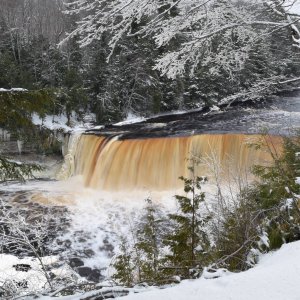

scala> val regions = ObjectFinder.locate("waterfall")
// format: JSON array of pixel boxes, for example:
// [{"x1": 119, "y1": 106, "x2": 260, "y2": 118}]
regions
[
  {"x1": 17, "y1": 140, "x2": 23, "y2": 155},
  {"x1": 57, "y1": 131, "x2": 83, "y2": 180},
  {"x1": 65, "y1": 133, "x2": 282, "y2": 191}
]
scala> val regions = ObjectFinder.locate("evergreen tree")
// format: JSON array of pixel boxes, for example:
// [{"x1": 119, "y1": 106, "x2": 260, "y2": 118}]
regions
[
  {"x1": 112, "y1": 198, "x2": 167, "y2": 285},
  {"x1": 112, "y1": 237, "x2": 135, "y2": 287},
  {"x1": 251, "y1": 135, "x2": 300, "y2": 248},
  {"x1": 163, "y1": 158, "x2": 211, "y2": 279},
  {"x1": 0, "y1": 156, "x2": 43, "y2": 182},
  {"x1": 213, "y1": 134, "x2": 300, "y2": 271},
  {"x1": 135, "y1": 198, "x2": 166, "y2": 284}
]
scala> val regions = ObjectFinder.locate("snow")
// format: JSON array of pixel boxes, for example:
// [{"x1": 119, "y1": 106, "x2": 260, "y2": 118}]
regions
[
  {"x1": 114, "y1": 112, "x2": 146, "y2": 126},
  {"x1": 210, "y1": 105, "x2": 220, "y2": 112},
  {"x1": 202, "y1": 268, "x2": 231, "y2": 279},
  {"x1": 0, "y1": 254, "x2": 78, "y2": 296},
  {"x1": 120, "y1": 241, "x2": 300, "y2": 300},
  {"x1": 0, "y1": 88, "x2": 28, "y2": 92},
  {"x1": 113, "y1": 108, "x2": 205, "y2": 126},
  {"x1": 258, "y1": 231, "x2": 270, "y2": 249},
  {"x1": 281, "y1": 198, "x2": 294, "y2": 210},
  {"x1": 28, "y1": 240, "x2": 300, "y2": 299},
  {"x1": 287, "y1": 0, "x2": 300, "y2": 15},
  {"x1": 31, "y1": 113, "x2": 95, "y2": 132}
]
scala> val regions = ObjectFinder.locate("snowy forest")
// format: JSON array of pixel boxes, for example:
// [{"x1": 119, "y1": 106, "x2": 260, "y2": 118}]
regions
[
  {"x1": 1, "y1": 0, "x2": 300, "y2": 300},
  {"x1": 1, "y1": 0, "x2": 300, "y2": 124}
]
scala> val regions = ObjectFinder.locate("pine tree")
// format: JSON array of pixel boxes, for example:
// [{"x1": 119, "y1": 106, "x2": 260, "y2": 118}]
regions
[
  {"x1": 112, "y1": 237, "x2": 135, "y2": 287},
  {"x1": 0, "y1": 156, "x2": 43, "y2": 182},
  {"x1": 135, "y1": 198, "x2": 165, "y2": 284},
  {"x1": 163, "y1": 158, "x2": 211, "y2": 279},
  {"x1": 251, "y1": 135, "x2": 300, "y2": 249},
  {"x1": 214, "y1": 134, "x2": 300, "y2": 271},
  {"x1": 112, "y1": 198, "x2": 167, "y2": 285}
]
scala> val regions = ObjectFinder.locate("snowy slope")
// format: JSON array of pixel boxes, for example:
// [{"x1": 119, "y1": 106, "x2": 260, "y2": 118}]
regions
[{"x1": 121, "y1": 241, "x2": 300, "y2": 300}]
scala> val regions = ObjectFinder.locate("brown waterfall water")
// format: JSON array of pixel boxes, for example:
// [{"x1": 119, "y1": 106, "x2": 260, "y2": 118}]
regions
[{"x1": 71, "y1": 134, "x2": 282, "y2": 191}]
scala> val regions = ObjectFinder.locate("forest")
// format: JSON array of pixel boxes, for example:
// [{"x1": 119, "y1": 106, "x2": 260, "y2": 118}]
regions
[{"x1": 1, "y1": 0, "x2": 300, "y2": 126}]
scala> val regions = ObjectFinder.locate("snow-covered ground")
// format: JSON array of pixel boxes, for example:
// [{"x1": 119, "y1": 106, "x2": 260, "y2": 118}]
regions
[
  {"x1": 0, "y1": 255, "x2": 78, "y2": 296},
  {"x1": 121, "y1": 241, "x2": 300, "y2": 300},
  {"x1": 31, "y1": 240, "x2": 300, "y2": 300},
  {"x1": 31, "y1": 113, "x2": 96, "y2": 132},
  {"x1": 289, "y1": 0, "x2": 300, "y2": 15}
]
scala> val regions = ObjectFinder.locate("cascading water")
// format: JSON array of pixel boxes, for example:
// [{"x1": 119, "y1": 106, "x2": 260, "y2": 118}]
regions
[
  {"x1": 62, "y1": 133, "x2": 282, "y2": 191},
  {"x1": 57, "y1": 131, "x2": 83, "y2": 180}
]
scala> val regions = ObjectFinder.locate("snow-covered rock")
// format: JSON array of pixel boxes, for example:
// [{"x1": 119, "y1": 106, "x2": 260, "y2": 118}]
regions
[{"x1": 114, "y1": 112, "x2": 146, "y2": 126}]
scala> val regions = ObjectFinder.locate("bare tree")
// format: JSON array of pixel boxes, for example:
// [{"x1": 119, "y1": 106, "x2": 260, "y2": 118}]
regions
[{"x1": 0, "y1": 198, "x2": 76, "y2": 298}]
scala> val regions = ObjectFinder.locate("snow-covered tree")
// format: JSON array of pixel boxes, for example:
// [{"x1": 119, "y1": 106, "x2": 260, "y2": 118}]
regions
[{"x1": 62, "y1": 0, "x2": 300, "y2": 79}]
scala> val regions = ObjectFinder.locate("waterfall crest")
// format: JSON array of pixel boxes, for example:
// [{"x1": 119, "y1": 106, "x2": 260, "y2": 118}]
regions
[{"x1": 68, "y1": 134, "x2": 282, "y2": 191}]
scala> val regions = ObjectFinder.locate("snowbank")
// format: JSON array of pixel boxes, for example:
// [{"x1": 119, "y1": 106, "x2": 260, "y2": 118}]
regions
[{"x1": 122, "y1": 241, "x2": 300, "y2": 300}]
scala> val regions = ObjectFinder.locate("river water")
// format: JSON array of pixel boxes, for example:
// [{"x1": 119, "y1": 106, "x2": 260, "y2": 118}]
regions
[{"x1": 85, "y1": 91, "x2": 300, "y2": 139}]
